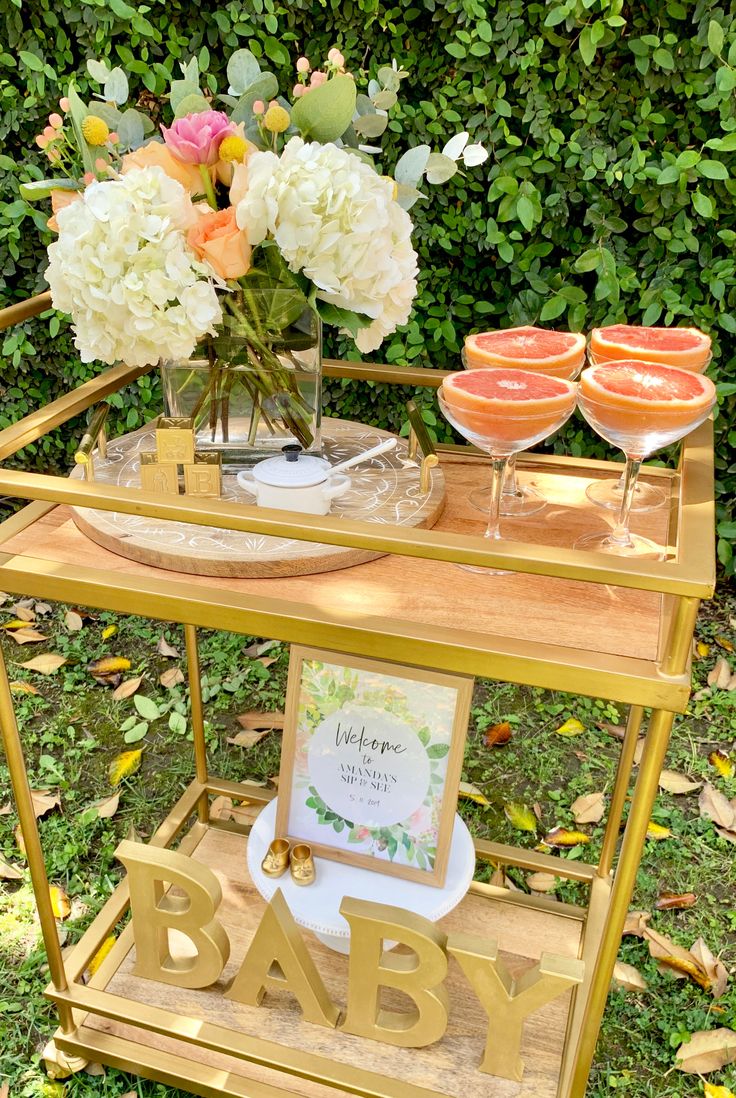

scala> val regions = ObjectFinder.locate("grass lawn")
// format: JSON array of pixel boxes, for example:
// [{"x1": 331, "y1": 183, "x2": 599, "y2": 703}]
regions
[{"x1": 1, "y1": 582, "x2": 735, "y2": 1098}]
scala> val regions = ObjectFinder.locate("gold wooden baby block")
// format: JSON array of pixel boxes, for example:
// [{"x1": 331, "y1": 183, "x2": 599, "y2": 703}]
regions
[
  {"x1": 184, "y1": 453, "x2": 222, "y2": 498},
  {"x1": 156, "y1": 417, "x2": 195, "y2": 465},
  {"x1": 140, "y1": 452, "x2": 179, "y2": 495}
]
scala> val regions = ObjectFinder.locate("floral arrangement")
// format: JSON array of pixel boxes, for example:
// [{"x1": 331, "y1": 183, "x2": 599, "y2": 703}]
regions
[{"x1": 23, "y1": 48, "x2": 487, "y2": 447}]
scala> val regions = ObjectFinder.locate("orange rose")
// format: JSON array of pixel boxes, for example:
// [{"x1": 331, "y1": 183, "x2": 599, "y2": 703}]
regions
[
  {"x1": 187, "y1": 206, "x2": 251, "y2": 281},
  {"x1": 47, "y1": 188, "x2": 82, "y2": 232},
  {"x1": 121, "y1": 141, "x2": 210, "y2": 196}
]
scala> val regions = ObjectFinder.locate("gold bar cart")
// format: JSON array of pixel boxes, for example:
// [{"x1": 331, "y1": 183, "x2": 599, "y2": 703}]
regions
[{"x1": 0, "y1": 293, "x2": 715, "y2": 1098}]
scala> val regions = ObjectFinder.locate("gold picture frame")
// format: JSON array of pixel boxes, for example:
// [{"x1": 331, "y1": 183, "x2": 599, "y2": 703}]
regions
[{"x1": 275, "y1": 646, "x2": 473, "y2": 887}]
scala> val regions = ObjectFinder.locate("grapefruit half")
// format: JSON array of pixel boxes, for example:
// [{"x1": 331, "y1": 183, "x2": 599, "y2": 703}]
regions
[
  {"x1": 441, "y1": 367, "x2": 577, "y2": 446},
  {"x1": 464, "y1": 326, "x2": 586, "y2": 377},
  {"x1": 589, "y1": 325, "x2": 711, "y2": 371},
  {"x1": 580, "y1": 360, "x2": 716, "y2": 440}
]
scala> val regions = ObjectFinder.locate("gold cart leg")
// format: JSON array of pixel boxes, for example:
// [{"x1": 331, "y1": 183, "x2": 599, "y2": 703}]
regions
[
  {"x1": 0, "y1": 642, "x2": 75, "y2": 1034},
  {"x1": 568, "y1": 706, "x2": 675, "y2": 1098},
  {"x1": 597, "y1": 704, "x2": 644, "y2": 878},
  {"x1": 184, "y1": 624, "x2": 209, "y2": 823}
]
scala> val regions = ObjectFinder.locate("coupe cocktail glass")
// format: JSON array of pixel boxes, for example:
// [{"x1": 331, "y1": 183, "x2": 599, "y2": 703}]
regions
[
  {"x1": 575, "y1": 360, "x2": 716, "y2": 558},
  {"x1": 584, "y1": 348, "x2": 713, "y2": 513},
  {"x1": 461, "y1": 348, "x2": 584, "y2": 518},
  {"x1": 438, "y1": 369, "x2": 577, "y2": 574}
]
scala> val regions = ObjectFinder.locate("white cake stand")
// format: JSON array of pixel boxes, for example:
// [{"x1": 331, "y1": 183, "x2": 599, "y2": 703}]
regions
[{"x1": 247, "y1": 797, "x2": 476, "y2": 954}]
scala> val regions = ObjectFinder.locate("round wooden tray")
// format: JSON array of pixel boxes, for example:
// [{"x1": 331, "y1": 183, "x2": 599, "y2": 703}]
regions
[{"x1": 70, "y1": 419, "x2": 445, "y2": 578}]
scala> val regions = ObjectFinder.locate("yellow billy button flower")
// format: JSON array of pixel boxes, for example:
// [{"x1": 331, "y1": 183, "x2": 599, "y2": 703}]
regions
[
  {"x1": 263, "y1": 104, "x2": 290, "y2": 134},
  {"x1": 81, "y1": 115, "x2": 110, "y2": 146},
  {"x1": 218, "y1": 135, "x2": 247, "y2": 163}
]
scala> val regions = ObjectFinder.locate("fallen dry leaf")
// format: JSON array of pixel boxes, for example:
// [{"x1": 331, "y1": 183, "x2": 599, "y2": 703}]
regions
[
  {"x1": 571, "y1": 791, "x2": 606, "y2": 825},
  {"x1": 257, "y1": 655, "x2": 277, "y2": 668},
  {"x1": 489, "y1": 865, "x2": 522, "y2": 892},
  {"x1": 87, "y1": 792, "x2": 120, "y2": 820},
  {"x1": 612, "y1": 961, "x2": 648, "y2": 992},
  {"x1": 704, "y1": 1082, "x2": 736, "y2": 1098},
  {"x1": 0, "y1": 855, "x2": 22, "y2": 880},
  {"x1": 3, "y1": 617, "x2": 39, "y2": 631},
  {"x1": 658, "y1": 770, "x2": 702, "y2": 795},
  {"x1": 646, "y1": 821, "x2": 672, "y2": 840},
  {"x1": 675, "y1": 1028, "x2": 736, "y2": 1074},
  {"x1": 483, "y1": 721, "x2": 512, "y2": 747},
  {"x1": 715, "y1": 825, "x2": 736, "y2": 845},
  {"x1": 108, "y1": 749, "x2": 143, "y2": 786},
  {"x1": 227, "y1": 728, "x2": 270, "y2": 748},
  {"x1": 504, "y1": 802, "x2": 537, "y2": 832},
  {"x1": 236, "y1": 710, "x2": 285, "y2": 730},
  {"x1": 8, "y1": 604, "x2": 35, "y2": 622},
  {"x1": 709, "y1": 751, "x2": 735, "y2": 780},
  {"x1": 708, "y1": 657, "x2": 733, "y2": 690},
  {"x1": 209, "y1": 795, "x2": 234, "y2": 820},
  {"x1": 9, "y1": 628, "x2": 48, "y2": 645},
  {"x1": 458, "y1": 781, "x2": 490, "y2": 806},
  {"x1": 49, "y1": 884, "x2": 71, "y2": 920},
  {"x1": 623, "y1": 910, "x2": 652, "y2": 937},
  {"x1": 157, "y1": 635, "x2": 180, "y2": 658},
  {"x1": 696, "y1": 641, "x2": 711, "y2": 658},
  {"x1": 65, "y1": 610, "x2": 84, "y2": 632},
  {"x1": 31, "y1": 789, "x2": 61, "y2": 818},
  {"x1": 112, "y1": 676, "x2": 143, "y2": 701},
  {"x1": 699, "y1": 784, "x2": 736, "y2": 830},
  {"x1": 597, "y1": 720, "x2": 625, "y2": 741},
  {"x1": 0, "y1": 803, "x2": 10, "y2": 815},
  {"x1": 554, "y1": 717, "x2": 585, "y2": 737},
  {"x1": 655, "y1": 891, "x2": 697, "y2": 911},
  {"x1": 84, "y1": 1062, "x2": 106, "y2": 1076},
  {"x1": 19, "y1": 653, "x2": 67, "y2": 675},
  {"x1": 160, "y1": 667, "x2": 184, "y2": 688},
  {"x1": 228, "y1": 800, "x2": 264, "y2": 826},
  {"x1": 10, "y1": 680, "x2": 41, "y2": 695},
  {"x1": 86, "y1": 934, "x2": 117, "y2": 978},
  {"x1": 33, "y1": 602, "x2": 52, "y2": 616},
  {"x1": 101, "y1": 624, "x2": 118, "y2": 640},
  {"x1": 716, "y1": 635, "x2": 734, "y2": 653},
  {"x1": 691, "y1": 937, "x2": 729, "y2": 999},
  {"x1": 88, "y1": 656, "x2": 131, "y2": 678},
  {"x1": 527, "y1": 872, "x2": 557, "y2": 893},
  {"x1": 543, "y1": 826, "x2": 590, "y2": 847},
  {"x1": 633, "y1": 738, "x2": 646, "y2": 765}
]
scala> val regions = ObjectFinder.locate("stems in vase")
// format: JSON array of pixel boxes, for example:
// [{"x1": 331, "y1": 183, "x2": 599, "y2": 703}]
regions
[{"x1": 610, "y1": 456, "x2": 642, "y2": 548}]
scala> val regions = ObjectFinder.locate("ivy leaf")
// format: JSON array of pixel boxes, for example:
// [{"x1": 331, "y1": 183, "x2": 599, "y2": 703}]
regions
[
  {"x1": 708, "y1": 19, "x2": 725, "y2": 57},
  {"x1": 693, "y1": 189, "x2": 715, "y2": 218},
  {"x1": 579, "y1": 26, "x2": 597, "y2": 67}
]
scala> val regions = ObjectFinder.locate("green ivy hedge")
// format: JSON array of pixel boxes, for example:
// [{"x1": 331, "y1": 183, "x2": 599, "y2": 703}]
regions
[{"x1": 1, "y1": 0, "x2": 734, "y2": 568}]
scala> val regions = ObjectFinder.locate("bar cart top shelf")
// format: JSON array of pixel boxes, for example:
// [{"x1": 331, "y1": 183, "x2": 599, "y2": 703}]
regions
[{"x1": 0, "y1": 413, "x2": 714, "y2": 713}]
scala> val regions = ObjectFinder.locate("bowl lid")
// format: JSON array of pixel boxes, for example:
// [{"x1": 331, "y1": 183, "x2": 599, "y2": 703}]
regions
[{"x1": 252, "y1": 445, "x2": 331, "y2": 488}]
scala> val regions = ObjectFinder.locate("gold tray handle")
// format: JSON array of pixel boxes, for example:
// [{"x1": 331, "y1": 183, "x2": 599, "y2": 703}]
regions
[
  {"x1": 406, "y1": 399, "x2": 439, "y2": 494},
  {"x1": 74, "y1": 404, "x2": 109, "y2": 481}
]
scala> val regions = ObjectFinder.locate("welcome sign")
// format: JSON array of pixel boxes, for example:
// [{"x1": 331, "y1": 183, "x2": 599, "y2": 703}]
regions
[{"x1": 275, "y1": 649, "x2": 473, "y2": 885}]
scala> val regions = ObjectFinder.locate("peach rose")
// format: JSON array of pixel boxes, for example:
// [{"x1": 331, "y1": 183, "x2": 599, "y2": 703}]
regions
[
  {"x1": 120, "y1": 140, "x2": 209, "y2": 196},
  {"x1": 187, "y1": 206, "x2": 251, "y2": 281},
  {"x1": 47, "y1": 188, "x2": 82, "y2": 233}
]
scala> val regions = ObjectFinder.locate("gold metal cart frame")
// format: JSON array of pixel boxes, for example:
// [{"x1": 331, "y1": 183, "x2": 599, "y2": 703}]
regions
[{"x1": 0, "y1": 292, "x2": 715, "y2": 1098}]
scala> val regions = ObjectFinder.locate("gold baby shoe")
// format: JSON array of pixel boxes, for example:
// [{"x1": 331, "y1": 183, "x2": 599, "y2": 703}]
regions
[
  {"x1": 289, "y1": 843, "x2": 316, "y2": 886},
  {"x1": 261, "y1": 838, "x2": 290, "y2": 878}
]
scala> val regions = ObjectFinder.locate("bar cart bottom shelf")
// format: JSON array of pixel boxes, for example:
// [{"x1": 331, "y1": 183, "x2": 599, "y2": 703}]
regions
[{"x1": 58, "y1": 826, "x2": 583, "y2": 1098}]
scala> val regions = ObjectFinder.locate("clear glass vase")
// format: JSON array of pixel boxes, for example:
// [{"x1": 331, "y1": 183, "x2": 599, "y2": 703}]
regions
[{"x1": 161, "y1": 288, "x2": 322, "y2": 470}]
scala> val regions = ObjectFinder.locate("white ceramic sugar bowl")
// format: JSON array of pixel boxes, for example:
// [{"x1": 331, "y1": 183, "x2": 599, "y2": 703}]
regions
[{"x1": 236, "y1": 445, "x2": 351, "y2": 516}]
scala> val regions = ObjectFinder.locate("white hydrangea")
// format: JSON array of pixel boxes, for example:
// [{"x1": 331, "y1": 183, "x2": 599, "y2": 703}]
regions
[
  {"x1": 46, "y1": 166, "x2": 222, "y2": 367},
  {"x1": 236, "y1": 138, "x2": 418, "y2": 352}
]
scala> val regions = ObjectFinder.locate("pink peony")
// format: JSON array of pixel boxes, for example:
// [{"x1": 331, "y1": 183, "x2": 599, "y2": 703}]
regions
[{"x1": 161, "y1": 110, "x2": 236, "y2": 166}]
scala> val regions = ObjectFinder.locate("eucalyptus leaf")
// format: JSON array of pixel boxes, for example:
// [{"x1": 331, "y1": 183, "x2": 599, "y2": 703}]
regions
[
  {"x1": 424, "y1": 152, "x2": 458, "y2": 185},
  {"x1": 353, "y1": 112, "x2": 388, "y2": 139},
  {"x1": 86, "y1": 59, "x2": 111, "y2": 84},
  {"x1": 290, "y1": 75, "x2": 357, "y2": 142},
  {"x1": 19, "y1": 178, "x2": 82, "y2": 201},
  {"x1": 462, "y1": 143, "x2": 488, "y2": 167},
  {"x1": 103, "y1": 67, "x2": 129, "y2": 106},
  {"x1": 394, "y1": 144, "x2": 431, "y2": 186},
  {"x1": 442, "y1": 132, "x2": 469, "y2": 160},
  {"x1": 395, "y1": 183, "x2": 425, "y2": 210},
  {"x1": 169, "y1": 79, "x2": 202, "y2": 113},
  {"x1": 174, "y1": 93, "x2": 212, "y2": 119},
  {"x1": 91, "y1": 103, "x2": 122, "y2": 129},
  {"x1": 227, "y1": 48, "x2": 261, "y2": 95},
  {"x1": 372, "y1": 88, "x2": 397, "y2": 110},
  {"x1": 116, "y1": 109, "x2": 147, "y2": 150}
]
